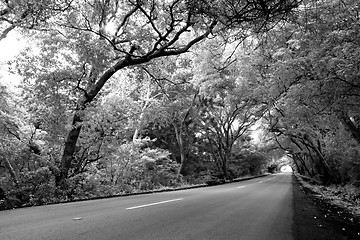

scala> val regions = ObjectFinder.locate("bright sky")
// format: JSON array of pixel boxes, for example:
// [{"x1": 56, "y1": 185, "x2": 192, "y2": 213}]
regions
[{"x1": 280, "y1": 165, "x2": 293, "y2": 172}]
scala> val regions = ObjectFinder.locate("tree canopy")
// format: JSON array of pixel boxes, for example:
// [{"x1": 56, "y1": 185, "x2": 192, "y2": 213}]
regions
[{"x1": 4, "y1": 0, "x2": 360, "y2": 209}]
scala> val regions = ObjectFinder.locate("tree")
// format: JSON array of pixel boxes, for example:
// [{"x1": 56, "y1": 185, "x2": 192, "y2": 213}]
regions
[
  {"x1": 193, "y1": 40, "x2": 269, "y2": 179},
  {"x1": 256, "y1": 0, "x2": 360, "y2": 184},
  {"x1": 0, "y1": 0, "x2": 72, "y2": 41},
  {"x1": 0, "y1": 82, "x2": 20, "y2": 186},
  {"x1": 11, "y1": 0, "x2": 300, "y2": 189},
  {"x1": 130, "y1": 54, "x2": 201, "y2": 176},
  {"x1": 52, "y1": 0, "x2": 217, "y2": 186}
]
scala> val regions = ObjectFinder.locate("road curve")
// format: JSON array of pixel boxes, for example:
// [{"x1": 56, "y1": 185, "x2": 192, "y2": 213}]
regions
[{"x1": 0, "y1": 173, "x2": 293, "y2": 240}]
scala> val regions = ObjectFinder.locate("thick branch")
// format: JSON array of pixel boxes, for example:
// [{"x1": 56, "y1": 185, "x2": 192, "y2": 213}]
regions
[{"x1": 337, "y1": 110, "x2": 360, "y2": 145}]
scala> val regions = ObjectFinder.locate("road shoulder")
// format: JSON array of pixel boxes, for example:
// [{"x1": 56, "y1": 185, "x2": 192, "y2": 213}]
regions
[{"x1": 293, "y1": 175, "x2": 360, "y2": 240}]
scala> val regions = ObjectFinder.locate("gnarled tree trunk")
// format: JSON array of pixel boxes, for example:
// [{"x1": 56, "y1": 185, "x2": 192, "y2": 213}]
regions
[{"x1": 337, "y1": 110, "x2": 360, "y2": 145}]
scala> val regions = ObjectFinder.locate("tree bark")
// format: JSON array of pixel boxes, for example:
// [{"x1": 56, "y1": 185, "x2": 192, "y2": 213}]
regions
[
  {"x1": 222, "y1": 150, "x2": 230, "y2": 180},
  {"x1": 174, "y1": 123, "x2": 185, "y2": 176},
  {"x1": 56, "y1": 109, "x2": 83, "y2": 186},
  {"x1": 174, "y1": 92, "x2": 199, "y2": 176},
  {"x1": 337, "y1": 110, "x2": 360, "y2": 145},
  {"x1": 295, "y1": 153, "x2": 313, "y2": 177},
  {"x1": 302, "y1": 134, "x2": 333, "y2": 184},
  {"x1": 132, "y1": 108, "x2": 147, "y2": 142},
  {"x1": 133, "y1": 85, "x2": 152, "y2": 142},
  {"x1": 291, "y1": 154, "x2": 303, "y2": 175}
]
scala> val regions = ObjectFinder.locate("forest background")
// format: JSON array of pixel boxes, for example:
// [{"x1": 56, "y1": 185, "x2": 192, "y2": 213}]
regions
[{"x1": 1, "y1": 0, "x2": 360, "y2": 210}]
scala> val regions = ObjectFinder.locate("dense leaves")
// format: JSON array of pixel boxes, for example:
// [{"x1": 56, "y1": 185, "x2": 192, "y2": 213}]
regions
[
  {"x1": 260, "y1": 0, "x2": 360, "y2": 187},
  {"x1": 7, "y1": 0, "x2": 360, "y2": 210}
]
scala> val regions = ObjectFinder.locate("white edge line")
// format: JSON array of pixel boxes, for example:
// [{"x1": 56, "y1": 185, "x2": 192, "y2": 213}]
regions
[
  {"x1": 236, "y1": 186, "x2": 246, "y2": 189},
  {"x1": 259, "y1": 181, "x2": 263, "y2": 183},
  {"x1": 126, "y1": 198, "x2": 183, "y2": 210}
]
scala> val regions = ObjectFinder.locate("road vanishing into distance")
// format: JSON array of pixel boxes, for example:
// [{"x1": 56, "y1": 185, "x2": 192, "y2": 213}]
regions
[{"x1": 0, "y1": 173, "x2": 293, "y2": 240}]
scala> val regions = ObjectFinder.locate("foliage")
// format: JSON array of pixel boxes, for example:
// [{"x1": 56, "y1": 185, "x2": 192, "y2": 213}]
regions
[
  {"x1": 0, "y1": 0, "x2": 313, "y2": 209},
  {"x1": 259, "y1": 0, "x2": 360, "y2": 186},
  {"x1": 0, "y1": 0, "x2": 75, "y2": 45},
  {"x1": 66, "y1": 139, "x2": 181, "y2": 199},
  {"x1": 193, "y1": 38, "x2": 270, "y2": 179}
]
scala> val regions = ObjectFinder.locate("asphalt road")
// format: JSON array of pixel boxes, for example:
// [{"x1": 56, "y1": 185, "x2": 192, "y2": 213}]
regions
[{"x1": 0, "y1": 173, "x2": 293, "y2": 240}]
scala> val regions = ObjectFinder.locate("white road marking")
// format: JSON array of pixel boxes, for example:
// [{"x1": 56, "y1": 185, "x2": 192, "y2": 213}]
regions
[
  {"x1": 236, "y1": 186, "x2": 246, "y2": 189},
  {"x1": 258, "y1": 181, "x2": 263, "y2": 183},
  {"x1": 126, "y1": 198, "x2": 183, "y2": 210}
]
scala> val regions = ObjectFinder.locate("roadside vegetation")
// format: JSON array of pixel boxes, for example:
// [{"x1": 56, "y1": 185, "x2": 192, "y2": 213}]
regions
[
  {"x1": 1, "y1": 0, "x2": 359, "y2": 210},
  {"x1": 298, "y1": 173, "x2": 360, "y2": 216}
]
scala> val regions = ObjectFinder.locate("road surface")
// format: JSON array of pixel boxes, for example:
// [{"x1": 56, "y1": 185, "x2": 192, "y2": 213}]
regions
[{"x1": 0, "y1": 173, "x2": 293, "y2": 240}]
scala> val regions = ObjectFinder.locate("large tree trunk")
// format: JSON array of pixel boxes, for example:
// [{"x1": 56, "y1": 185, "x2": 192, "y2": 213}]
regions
[
  {"x1": 220, "y1": 147, "x2": 230, "y2": 180},
  {"x1": 55, "y1": 53, "x2": 147, "y2": 186},
  {"x1": 337, "y1": 111, "x2": 360, "y2": 145},
  {"x1": 133, "y1": 109, "x2": 147, "y2": 142},
  {"x1": 221, "y1": 157, "x2": 228, "y2": 180},
  {"x1": 172, "y1": 92, "x2": 199, "y2": 176},
  {"x1": 133, "y1": 85, "x2": 152, "y2": 142},
  {"x1": 174, "y1": 123, "x2": 185, "y2": 176},
  {"x1": 55, "y1": 58, "x2": 130, "y2": 186},
  {"x1": 56, "y1": 111, "x2": 83, "y2": 186}
]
